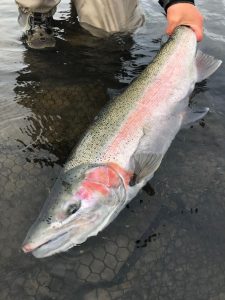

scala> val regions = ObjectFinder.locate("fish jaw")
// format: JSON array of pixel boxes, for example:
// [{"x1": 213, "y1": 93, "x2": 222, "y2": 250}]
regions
[
  {"x1": 22, "y1": 206, "x2": 112, "y2": 258},
  {"x1": 22, "y1": 200, "x2": 127, "y2": 258},
  {"x1": 22, "y1": 163, "x2": 130, "y2": 258},
  {"x1": 22, "y1": 230, "x2": 71, "y2": 257}
]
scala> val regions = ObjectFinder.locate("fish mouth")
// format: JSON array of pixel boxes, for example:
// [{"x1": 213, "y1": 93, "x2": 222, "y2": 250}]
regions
[
  {"x1": 22, "y1": 231, "x2": 69, "y2": 257},
  {"x1": 22, "y1": 200, "x2": 125, "y2": 258},
  {"x1": 21, "y1": 213, "x2": 101, "y2": 258}
]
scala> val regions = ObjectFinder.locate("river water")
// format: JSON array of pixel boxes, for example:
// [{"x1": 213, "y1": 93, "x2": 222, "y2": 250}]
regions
[{"x1": 0, "y1": 1, "x2": 225, "y2": 299}]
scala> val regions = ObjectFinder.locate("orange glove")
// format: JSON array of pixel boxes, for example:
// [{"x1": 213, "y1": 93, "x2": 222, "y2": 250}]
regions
[{"x1": 166, "y1": 3, "x2": 204, "y2": 41}]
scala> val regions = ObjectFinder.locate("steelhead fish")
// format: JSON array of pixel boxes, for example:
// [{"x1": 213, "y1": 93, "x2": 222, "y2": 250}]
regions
[{"x1": 22, "y1": 26, "x2": 222, "y2": 258}]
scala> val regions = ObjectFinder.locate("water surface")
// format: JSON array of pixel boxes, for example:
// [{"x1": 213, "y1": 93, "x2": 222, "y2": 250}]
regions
[{"x1": 0, "y1": 1, "x2": 225, "y2": 299}]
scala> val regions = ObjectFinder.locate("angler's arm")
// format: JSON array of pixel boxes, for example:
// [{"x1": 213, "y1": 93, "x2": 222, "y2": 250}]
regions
[{"x1": 158, "y1": 0, "x2": 204, "y2": 41}]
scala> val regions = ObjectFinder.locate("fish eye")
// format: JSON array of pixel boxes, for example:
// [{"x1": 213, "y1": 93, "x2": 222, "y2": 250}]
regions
[{"x1": 67, "y1": 200, "x2": 81, "y2": 216}]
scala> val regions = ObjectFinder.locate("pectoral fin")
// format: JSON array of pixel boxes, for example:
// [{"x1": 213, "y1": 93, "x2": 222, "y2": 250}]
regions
[
  {"x1": 129, "y1": 120, "x2": 175, "y2": 185},
  {"x1": 129, "y1": 152, "x2": 163, "y2": 186},
  {"x1": 196, "y1": 50, "x2": 222, "y2": 82}
]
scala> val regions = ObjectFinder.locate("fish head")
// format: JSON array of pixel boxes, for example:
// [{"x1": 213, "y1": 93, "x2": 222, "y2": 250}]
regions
[{"x1": 22, "y1": 163, "x2": 128, "y2": 258}]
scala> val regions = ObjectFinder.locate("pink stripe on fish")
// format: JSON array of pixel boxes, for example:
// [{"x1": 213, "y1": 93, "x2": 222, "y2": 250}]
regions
[{"x1": 104, "y1": 40, "x2": 188, "y2": 158}]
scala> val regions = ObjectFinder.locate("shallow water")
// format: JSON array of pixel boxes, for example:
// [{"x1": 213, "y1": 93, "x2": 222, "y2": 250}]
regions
[{"x1": 0, "y1": 0, "x2": 225, "y2": 299}]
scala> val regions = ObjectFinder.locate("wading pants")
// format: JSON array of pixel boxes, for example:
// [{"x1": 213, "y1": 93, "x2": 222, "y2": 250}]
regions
[{"x1": 16, "y1": 0, "x2": 145, "y2": 37}]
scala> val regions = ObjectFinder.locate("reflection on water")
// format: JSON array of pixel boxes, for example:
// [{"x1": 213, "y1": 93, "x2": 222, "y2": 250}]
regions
[{"x1": 0, "y1": 0, "x2": 225, "y2": 299}]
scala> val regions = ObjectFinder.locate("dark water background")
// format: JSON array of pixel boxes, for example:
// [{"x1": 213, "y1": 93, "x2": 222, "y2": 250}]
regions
[{"x1": 0, "y1": 0, "x2": 225, "y2": 299}]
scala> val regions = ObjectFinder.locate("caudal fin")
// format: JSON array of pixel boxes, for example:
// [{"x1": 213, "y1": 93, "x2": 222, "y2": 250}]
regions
[{"x1": 196, "y1": 50, "x2": 222, "y2": 82}]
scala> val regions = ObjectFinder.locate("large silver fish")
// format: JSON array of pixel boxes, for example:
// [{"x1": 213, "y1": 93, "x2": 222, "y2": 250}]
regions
[{"x1": 22, "y1": 26, "x2": 222, "y2": 258}]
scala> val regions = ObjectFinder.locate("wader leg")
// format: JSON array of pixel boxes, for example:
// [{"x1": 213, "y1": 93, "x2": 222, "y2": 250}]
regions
[
  {"x1": 15, "y1": 0, "x2": 61, "y2": 49},
  {"x1": 72, "y1": 0, "x2": 145, "y2": 37}
]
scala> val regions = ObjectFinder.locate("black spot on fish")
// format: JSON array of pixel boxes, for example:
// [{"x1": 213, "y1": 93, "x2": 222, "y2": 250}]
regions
[
  {"x1": 46, "y1": 216, "x2": 52, "y2": 224},
  {"x1": 62, "y1": 180, "x2": 72, "y2": 192}
]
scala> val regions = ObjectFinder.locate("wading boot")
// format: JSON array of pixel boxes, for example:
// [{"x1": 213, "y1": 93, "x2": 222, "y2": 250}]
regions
[{"x1": 25, "y1": 12, "x2": 56, "y2": 49}]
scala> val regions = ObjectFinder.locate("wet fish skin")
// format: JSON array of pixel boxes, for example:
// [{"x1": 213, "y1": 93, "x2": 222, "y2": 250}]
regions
[{"x1": 22, "y1": 26, "x2": 222, "y2": 258}]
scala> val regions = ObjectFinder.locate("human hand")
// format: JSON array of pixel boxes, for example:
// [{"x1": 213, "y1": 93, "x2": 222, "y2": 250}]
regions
[{"x1": 166, "y1": 3, "x2": 203, "y2": 41}]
